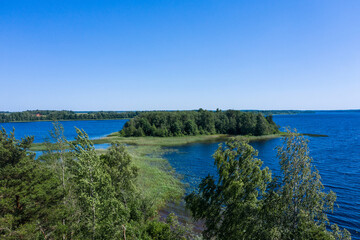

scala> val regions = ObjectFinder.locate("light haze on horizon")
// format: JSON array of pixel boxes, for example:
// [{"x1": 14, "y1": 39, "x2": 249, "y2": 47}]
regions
[{"x1": 1, "y1": 0, "x2": 359, "y2": 111}]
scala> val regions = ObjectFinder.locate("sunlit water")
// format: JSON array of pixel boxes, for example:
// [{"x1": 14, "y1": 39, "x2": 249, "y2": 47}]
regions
[
  {"x1": 164, "y1": 112, "x2": 360, "y2": 238},
  {"x1": 0, "y1": 119, "x2": 128, "y2": 156},
  {"x1": 0, "y1": 119, "x2": 128, "y2": 143}
]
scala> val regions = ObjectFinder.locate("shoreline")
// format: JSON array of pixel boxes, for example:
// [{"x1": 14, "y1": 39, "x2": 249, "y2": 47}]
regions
[
  {"x1": 29, "y1": 130, "x2": 329, "y2": 231},
  {"x1": 30, "y1": 132, "x2": 327, "y2": 151},
  {"x1": 1, "y1": 118, "x2": 130, "y2": 124}
]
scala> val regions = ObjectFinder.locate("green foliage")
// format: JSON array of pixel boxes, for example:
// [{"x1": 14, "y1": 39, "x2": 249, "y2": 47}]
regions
[
  {"x1": 0, "y1": 128, "x2": 63, "y2": 239},
  {"x1": 186, "y1": 132, "x2": 351, "y2": 240},
  {"x1": 185, "y1": 139, "x2": 271, "y2": 239},
  {"x1": 40, "y1": 122, "x2": 81, "y2": 239},
  {"x1": 121, "y1": 110, "x2": 279, "y2": 137},
  {"x1": 261, "y1": 130, "x2": 351, "y2": 240},
  {"x1": 68, "y1": 128, "x2": 190, "y2": 239},
  {"x1": 3, "y1": 123, "x2": 350, "y2": 240},
  {"x1": 144, "y1": 213, "x2": 199, "y2": 240},
  {"x1": 69, "y1": 128, "x2": 129, "y2": 239},
  {"x1": 0, "y1": 110, "x2": 140, "y2": 123},
  {"x1": 0, "y1": 125, "x2": 197, "y2": 239}
]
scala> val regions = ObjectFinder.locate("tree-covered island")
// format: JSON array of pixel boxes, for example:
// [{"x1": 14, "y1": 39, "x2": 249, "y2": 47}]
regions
[
  {"x1": 0, "y1": 110, "x2": 351, "y2": 239},
  {"x1": 120, "y1": 109, "x2": 279, "y2": 137},
  {"x1": 0, "y1": 125, "x2": 350, "y2": 239}
]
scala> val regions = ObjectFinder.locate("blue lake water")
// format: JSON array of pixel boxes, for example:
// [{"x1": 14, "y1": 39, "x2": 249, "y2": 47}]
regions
[
  {"x1": 1, "y1": 114, "x2": 359, "y2": 237},
  {"x1": 164, "y1": 112, "x2": 360, "y2": 238},
  {"x1": 0, "y1": 119, "x2": 128, "y2": 143},
  {"x1": 0, "y1": 119, "x2": 127, "y2": 158}
]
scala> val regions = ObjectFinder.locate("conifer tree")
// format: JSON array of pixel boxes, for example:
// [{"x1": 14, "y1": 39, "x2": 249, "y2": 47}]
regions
[{"x1": 0, "y1": 128, "x2": 63, "y2": 239}]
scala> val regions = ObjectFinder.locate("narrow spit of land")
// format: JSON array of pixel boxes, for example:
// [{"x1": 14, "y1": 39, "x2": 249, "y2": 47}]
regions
[
  {"x1": 30, "y1": 131, "x2": 327, "y2": 151},
  {"x1": 30, "y1": 132, "x2": 291, "y2": 210},
  {"x1": 29, "y1": 132, "x2": 327, "y2": 211}
]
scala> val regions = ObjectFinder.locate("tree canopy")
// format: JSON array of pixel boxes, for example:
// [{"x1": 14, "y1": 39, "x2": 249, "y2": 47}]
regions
[
  {"x1": 185, "y1": 132, "x2": 351, "y2": 240},
  {"x1": 185, "y1": 139, "x2": 271, "y2": 239},
  {"x1": 0, "y1": 110, "x2": 140, "y2": 123},
  {"x1": 121, "y1": 109, "x2": 279, "y2": 137},
  {"x1": 0, "y1": 126, "x2": 198, "y2": 239}
]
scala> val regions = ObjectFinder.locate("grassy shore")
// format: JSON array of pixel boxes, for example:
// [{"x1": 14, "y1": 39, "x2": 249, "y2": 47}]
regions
[
  {"x1": 43, "y1": 144, "x2": 184, "y2": 210},
  {"x1": 30, "y1": 131, "x2": 329, "y2": 151},
  {"x1": 119, "y1": 145, "x2": 184, "y2": 208},
  {"x1": 30, "y1": 133, "x2": 286, "y2": 208},
  {"x1": 30, "y1": 132, "x2": 289, "y2": 151},
  {"x1": 95, "y1": 132, "x2": 327, "y2": 145},
  {"x1": 30, "y1": 132, "x2": 326, "y2": 209}
]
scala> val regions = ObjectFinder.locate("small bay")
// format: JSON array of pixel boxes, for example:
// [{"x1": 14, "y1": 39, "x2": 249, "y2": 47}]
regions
[{"x1": 164, "y1": 112, "x2": 360, "y2": 239}]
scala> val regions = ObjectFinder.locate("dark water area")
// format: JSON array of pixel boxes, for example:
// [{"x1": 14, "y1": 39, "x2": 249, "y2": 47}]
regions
[
  {"x1": 164, "y1": 112, "x2": 360, "y2": 238},
  {"x1": 0, "y1": 119, "x2": 128, "y2": 143}
]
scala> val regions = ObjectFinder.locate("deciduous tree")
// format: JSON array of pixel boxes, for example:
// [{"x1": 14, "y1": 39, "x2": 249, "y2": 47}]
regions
[{"x1": 185, "y1": 139, "x2": 271, "y2": 239}]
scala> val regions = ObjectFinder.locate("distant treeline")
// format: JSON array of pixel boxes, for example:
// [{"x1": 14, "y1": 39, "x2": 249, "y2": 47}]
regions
[
  {"x1": 0, "y1": 110, "x2": 140, "y2": 123},
  {"x1": 120, "y1": 109, "x2": 279, "y2": 137},
  {"x1": 0, "y1": 109, "x2": 319, "y2": 123},
  {"x1": 242, "y1": 110, "x2": 316, "y2": 115}
]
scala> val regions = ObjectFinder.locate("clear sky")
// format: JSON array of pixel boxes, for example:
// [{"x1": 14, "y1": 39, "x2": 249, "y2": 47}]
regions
[{"x1": 1, "y1": 0, "x2": 359, "y2": 111}]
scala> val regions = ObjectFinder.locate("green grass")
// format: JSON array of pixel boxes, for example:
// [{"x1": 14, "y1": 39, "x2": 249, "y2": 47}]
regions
[
  {"x1": 30, "y1": 130, "x2": 328, "y2": 152},
  {"x1": 30, "y1": 132, "x2": 289, "y2": 151},
  {"x1": 93, "y1": 146, "x2": 184, "y2": 208},
  {"x1": 126, "y1": 145, "x2": 184, "y2": 208},
  {"x1": 97, "y1": 145, "x2": 183, "y2": 208},
  {"x1": 91, "y1": 132, "x2": 289, "y2": 146},
  {"x1": 34, "y1": 144, "x2": 184, "y2": 209},
  {"x1": 29, "y1": 131, "x2": 326, "y2": 209}
]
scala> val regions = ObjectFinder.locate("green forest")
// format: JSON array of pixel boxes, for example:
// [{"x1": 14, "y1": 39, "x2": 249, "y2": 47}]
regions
[
  {"x1": 0, "y1": 110, "x2": 140, "y2": 123},
  {"x1": 0, "y1": 121, "x2": 351, "y2": 239},
  {"x1": 121, "y1": 109, "x2": 279, "y2": 137},
  {"x1": 0, "y1": 125, "x2": 350, "y2": 239},
  {"x1": 0, "y1": 125, "x2": 197, "y2": 240},
  {"x1": 0, "y1": 109, "x2": 313, "y2": 124},
  {"x1": 185, "y1": 133, "x2": 350, "y2": 240}
]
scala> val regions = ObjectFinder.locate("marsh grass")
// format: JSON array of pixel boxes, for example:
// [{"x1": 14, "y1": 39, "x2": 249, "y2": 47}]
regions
[
  {"x1": 126, "y1": 145, "x2": 184, "y2": 208},
  {"x1": 29, "y1": 131, "x2": 322, "y2": 209},
  {"x1": 29, "y1": 132, "x2": 288, "y2": 151},
  {"x1": 90, "y1": 132, "x2": 290, "y2": 147}
]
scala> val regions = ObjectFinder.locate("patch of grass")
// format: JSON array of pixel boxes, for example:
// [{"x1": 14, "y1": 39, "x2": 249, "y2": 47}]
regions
[
  {"x1": 29, "y1": 133, "x2": 289, "y2": 151},
  {"x1": 91, "y1": 132, "x2": 290, "y2": 147},
  {"x1": 302, "y1": 133, "x2": 329, "y2": 137},
  {"x1": 126, "y1": 146, "x2": 184, "y2": 208},
  {"x1": 33, "y1": 142, "x2": 183, "y2": 209},
  {"x1": 29, "y1": 131, "x2": 319, "y2": 210}
]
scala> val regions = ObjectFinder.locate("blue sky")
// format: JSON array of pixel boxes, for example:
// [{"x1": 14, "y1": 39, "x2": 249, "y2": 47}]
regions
[{"x1": 1, "y1": 0, "x2": 359, "y2": 111}]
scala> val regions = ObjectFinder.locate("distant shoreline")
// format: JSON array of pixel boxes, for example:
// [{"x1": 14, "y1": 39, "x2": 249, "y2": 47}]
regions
[
  {"x1": 1, "y1": 118, "x2": 130, "y2": 124},
  {"x1": 3, "y1": 109, "x2": 360, "y2": 124},
  {"x1": 30, "y1": 132, "x2": 327, "y2": 151}
]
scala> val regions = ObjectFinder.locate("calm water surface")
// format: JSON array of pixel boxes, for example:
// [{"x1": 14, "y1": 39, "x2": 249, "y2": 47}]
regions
[
  {"x1": 1, "y1": 115, "x2": 359, "y2": 237},
  {"x1": 164, "y1": 112, "x2": 360, "y2": 238},
  {"x1": 0, "y1": 119, "x2": 127, "y2": 158},
  {"x1": 0, "y1": 119, "x2": 128, "y2": 143}
]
